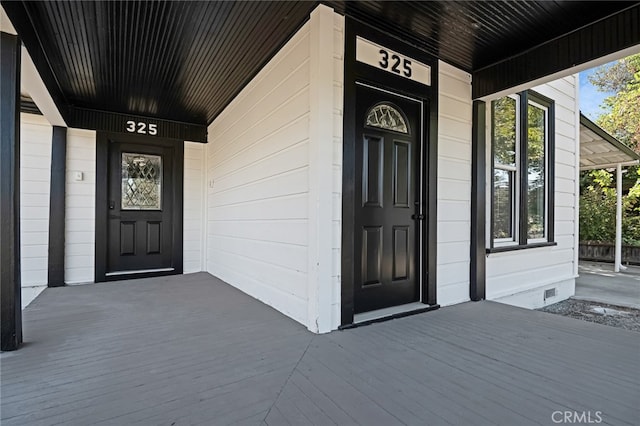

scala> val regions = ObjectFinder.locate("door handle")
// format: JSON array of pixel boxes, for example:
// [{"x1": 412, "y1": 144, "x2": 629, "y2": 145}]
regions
[
  {"x1": 109, "y1": 201, "x2": 115, "y2": 210},
  {"x1": 412, "y1": 201, "x2": 424, "y2": 221}
]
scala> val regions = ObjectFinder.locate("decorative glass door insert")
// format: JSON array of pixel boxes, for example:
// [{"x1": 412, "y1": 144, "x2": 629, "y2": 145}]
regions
[
  {"x1": 121, "y1": 153, "x2": 162, "y2": 210},
  {"x1": 365, "y1": 103, "x2": 410, "y2": 134}
]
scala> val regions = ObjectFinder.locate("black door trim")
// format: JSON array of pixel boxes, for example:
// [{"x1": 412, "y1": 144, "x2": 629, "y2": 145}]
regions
[
  {"x1": 341, "y1": 18, "x2": 439, "y2": 326},
  {"x1": 95, "y1": 132, "x2": 184, "y2": 282}
]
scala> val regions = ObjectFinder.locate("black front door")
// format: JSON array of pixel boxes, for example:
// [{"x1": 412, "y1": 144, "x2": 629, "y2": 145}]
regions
[
  {"x1": 105, "y1": 140, "x2": 176, "y2": 277},
  {"x1": 354, "y1": 83, "x2": 423, "y2": 313}
]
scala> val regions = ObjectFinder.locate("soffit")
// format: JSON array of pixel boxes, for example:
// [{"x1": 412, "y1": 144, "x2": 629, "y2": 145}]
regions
[
  {"x1": 2, "y1": 1, "x2": 636, "y2": 127},
  {"x1": 580, "y1": 114, "x2": 639, "y2": 170}
]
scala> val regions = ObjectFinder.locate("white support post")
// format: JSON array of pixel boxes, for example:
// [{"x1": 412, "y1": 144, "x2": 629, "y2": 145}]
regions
[
  {"x1": 573, "y1": 74, "x2": 580, "y2": 278},
  {"x1": 615, "y1": 163, "x2": 622, "y2": 272},
  {"x1": 307, "y1": 4, "x2": 335, "y2": 333}
]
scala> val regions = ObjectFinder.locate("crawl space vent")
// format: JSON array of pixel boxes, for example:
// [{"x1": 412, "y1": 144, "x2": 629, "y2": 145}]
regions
[{"x1": 544, "y1": 288, "x2": 557, "y2": 300}]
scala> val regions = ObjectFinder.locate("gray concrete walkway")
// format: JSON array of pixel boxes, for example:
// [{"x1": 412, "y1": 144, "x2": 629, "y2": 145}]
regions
[
  {"x1": 576, "y1": 261, "x2": 640, "y2": 309},
  {"x1": 2, "y1": 272, "x2": 639, "y2": 425}
]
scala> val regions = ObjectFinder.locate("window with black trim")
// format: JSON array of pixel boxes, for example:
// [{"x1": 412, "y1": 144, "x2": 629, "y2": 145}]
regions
[{"x1": 489, "y1": 90, "x2": 555, "y2": 250}]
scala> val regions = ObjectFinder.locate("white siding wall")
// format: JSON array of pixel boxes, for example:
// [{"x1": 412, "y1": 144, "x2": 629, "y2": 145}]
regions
[
  {"x1": 206, "y1": 21, "x2": 311, "y2": 327},
  {"x1": 184, "y1": 142, "x2": 204, "y2": 273},
  {"x1": 486, "y1": 76, "x2": 578, "y2": 308},
  {"x1": 65, "y1": 128, "x2": 96, "y2": 284},
  {"x1": 20, "y1": 113, "x2": 52, "y2": 307},
  {"x1": 437, "y1": 61, "x2": 473, "y2": 306},
  {"x1": 205, "y1": 6, "x2": 341, "y2": 332}
]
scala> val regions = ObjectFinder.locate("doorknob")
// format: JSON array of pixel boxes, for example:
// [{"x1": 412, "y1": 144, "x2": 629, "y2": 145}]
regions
[
  {"x1": 109, "y1": 201, "x2": 115, "y2": 210},
  {"x1": 412, "y1": 214, "x2": 425, "y2": 220}
]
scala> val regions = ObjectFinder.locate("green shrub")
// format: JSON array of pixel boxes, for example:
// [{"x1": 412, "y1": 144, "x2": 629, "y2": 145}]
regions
[
  {"x1": 580, "y1": 189, "x2": 616, "y2": 243},
  {"x1": 622, "y1": 215, "x2": 640, "y2": 245},
  {"x1": 580, "y1": 172, "x2": 640, "y2": 246}
]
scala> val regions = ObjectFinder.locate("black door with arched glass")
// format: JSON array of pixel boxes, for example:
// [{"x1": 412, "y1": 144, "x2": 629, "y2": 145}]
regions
[{"x1": 354, "y1": 83, "x2": 423, "y2": 313}]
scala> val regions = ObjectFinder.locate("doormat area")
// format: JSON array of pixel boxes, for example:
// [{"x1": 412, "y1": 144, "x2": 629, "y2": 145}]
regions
[{"x1": 538, "y1": 299, "x2": 640, "y2": 332}]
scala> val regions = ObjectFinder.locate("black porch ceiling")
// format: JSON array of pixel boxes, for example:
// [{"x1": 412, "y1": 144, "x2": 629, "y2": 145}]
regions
[{"x1": 3, "y1": 1, "x2": 638, "y2": 129}]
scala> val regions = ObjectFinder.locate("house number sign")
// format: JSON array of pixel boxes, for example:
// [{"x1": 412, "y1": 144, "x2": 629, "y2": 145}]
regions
[
  {"x1": 356, "y1": 36, "x2": 431, "y2": 86},
  {"x1": 126, "y1": 120, "x2": 158, "y2": 135}
]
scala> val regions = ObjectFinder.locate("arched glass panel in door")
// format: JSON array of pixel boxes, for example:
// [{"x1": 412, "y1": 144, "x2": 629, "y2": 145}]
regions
[{"x1": 365, "y1": 103, "x2": 410, "y2": 134}]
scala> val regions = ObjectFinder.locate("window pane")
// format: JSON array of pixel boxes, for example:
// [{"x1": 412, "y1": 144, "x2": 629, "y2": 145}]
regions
[
  {"x1": 492, "y1": 97, "x2": 517, "y2": 167},
  {"x1": 493, "y1": 169, "x2": 514, "y2": 240},
  {"x1": 492, "y1": 96, "x2": 517, "y2": 243},
  {"x1": 122, "y1": 153, "x2": 162, "y2": 210},
  {"x1": 527, "y1": 103, "x2": 545, "y2": 239},
  {"x1": 365, "y1": 103, "x2": 409, "y2": 134}
]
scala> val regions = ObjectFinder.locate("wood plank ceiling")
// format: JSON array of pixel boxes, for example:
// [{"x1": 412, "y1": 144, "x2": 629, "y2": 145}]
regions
[
  {"x1": 4, "y1": 1, "x2": 317, "y2": 125},
  {"x1": 2, "y1": 1, "x2": 637, "y2": 128}
]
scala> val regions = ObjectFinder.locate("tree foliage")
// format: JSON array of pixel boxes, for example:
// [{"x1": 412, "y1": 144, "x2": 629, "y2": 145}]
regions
[
  {"x1": 580, "y1": 170, "x2": 640, "y2": 245},
  {"x1": 492, "y1": 97, "x2": 516, "y2": 167},
  {"x1": 580, "y1": 54, "x2": 640, "y2": 245},
  {"x1": 588, "y1": 54, "x2": 640, "y2": 152}
]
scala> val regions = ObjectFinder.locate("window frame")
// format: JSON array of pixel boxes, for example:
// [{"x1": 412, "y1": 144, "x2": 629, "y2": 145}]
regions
[
  {"x1": 525, "y1": 99, "x2": 549, "y2": 244},
  {"x1": 488, "y1": 90, "x2": 556, "y2": 252},
  {"x1": 491, "y1": 94, "x2": 520, "y2": 247}
]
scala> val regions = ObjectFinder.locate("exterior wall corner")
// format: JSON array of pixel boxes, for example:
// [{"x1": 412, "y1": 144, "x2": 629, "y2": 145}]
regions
[
  {"x1": 205, "y1": 16, "x2": 315, "y2": 330},
  {"x1": 307, "y1": 3, "x2": 342, "y2": 333}
]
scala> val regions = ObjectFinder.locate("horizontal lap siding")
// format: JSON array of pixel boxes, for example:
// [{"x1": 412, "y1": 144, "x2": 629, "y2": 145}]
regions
[
  {"x1": 65, "y1": 128, "x2": 96, "y2": 284},
  {"x1": 20, "y1": 114, "x2": 52, "y2": 307},
  {"x1": 184, "y1": 142, "x2": 204, "y2": 273},
  {"x1": 206, "y1": 22, "x2": 312, "y2": 326},
  {"x1": 486, "y1": 76, "x2": 578, "y2": 302},
  {"x1": 437, "y1": 62, "x2": 473, "y2": 306}
]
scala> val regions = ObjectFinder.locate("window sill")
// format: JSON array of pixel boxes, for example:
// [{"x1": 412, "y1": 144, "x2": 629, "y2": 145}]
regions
[{"x1": 486, "y1": 241, "x2": 557, "y2": 254}]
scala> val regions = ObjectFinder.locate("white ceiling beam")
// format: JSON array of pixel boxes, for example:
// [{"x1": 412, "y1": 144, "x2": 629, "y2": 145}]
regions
[
  {"x1": 3, "y1": 5, "x2": 67, "y2": 127},
  {"x1": 580, "y1": 160, "x2": 639, "y2": 171},
  {"x1": 1, "y1": 5, "x2": 16, "y2": 35},
  {"x1": 20, "y1": 46, "x2": 67, "y2": 127}
]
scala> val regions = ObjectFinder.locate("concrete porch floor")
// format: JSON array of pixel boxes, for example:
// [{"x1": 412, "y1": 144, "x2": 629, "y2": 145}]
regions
[
  {"x1": 576, "y1": 261, "x2": 640, "y2": 309},
  {"x1": 1, "y1": 273, "x2": 638, "y2": 425}
]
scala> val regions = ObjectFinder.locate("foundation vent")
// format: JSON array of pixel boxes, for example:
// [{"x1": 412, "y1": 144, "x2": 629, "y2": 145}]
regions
[{"x1": 544, "y1": 288, "x2": 557, "y2": 300}]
